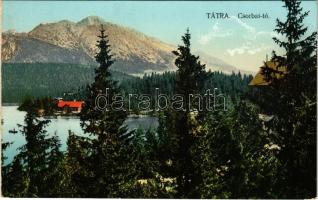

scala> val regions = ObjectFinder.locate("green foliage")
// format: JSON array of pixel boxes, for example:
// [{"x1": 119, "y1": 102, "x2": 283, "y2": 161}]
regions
[
  {"x1": 1, "y1": 140, "x2": 12, "y2": 164},
  {"x1": 2, "y1": 63, "x2": 134, "y2": 103},
  {"x1": 76, "y1": 26, "x2": 137, "y2": 197},
  {"x1": 251, "y1": 0, "x2": 317, "y2": 197},
  {"x1": 2, "y1": 109, "x2": 63, "y2": 197},
  {"x1": 2, "y1": 156, "x2": 28, "y2": 197},
  {"x1": 171, "y1": 29, "x2": 206, "y2": 197},
  {"x1": 194, "y1": 102, "x2": 280, "y2": 198},
  {"x1": 18, "y1": 96, "x2": 58, "y2": 116},
  {"x1": 61, "y1": 131, "x2": 94, "y2": 197},
  {"x1": 120, "y1": 71, "x2": 252, "y2": 112}
]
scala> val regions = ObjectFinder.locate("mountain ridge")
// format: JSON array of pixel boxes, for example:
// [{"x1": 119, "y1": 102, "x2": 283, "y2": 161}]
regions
[{"x1": 2, "y1": 16, "x2": 250, "y2": 75}]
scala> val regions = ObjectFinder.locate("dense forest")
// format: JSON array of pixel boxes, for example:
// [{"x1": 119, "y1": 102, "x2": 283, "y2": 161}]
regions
[
  {"x1": 119, "y1": 71, "x2": 252, "y2": 112},
  {"x1": 3, "y1": 63, "x2": 252, "y2": 113},
  {"x1": 2, "y1": 63, "x2": 134, "y2": 103},
  {"x1": 2, "y1": 0, "x2": 316, "y2": 198}
]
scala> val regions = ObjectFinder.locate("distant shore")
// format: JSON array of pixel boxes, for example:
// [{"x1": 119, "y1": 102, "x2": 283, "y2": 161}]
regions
[{"x1": 2, "y1": 103, "x2": 19, "y2": 106}]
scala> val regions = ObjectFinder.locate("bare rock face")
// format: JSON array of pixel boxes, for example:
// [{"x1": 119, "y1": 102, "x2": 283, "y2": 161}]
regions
[
  {"x1": 26, "y1": 16, "x2": 176, "y2": 70},
  {"x1": 2, "y1": 16, "x2": 243, "y2": 75},
  {"x1": 29, "y1": 20, "x2": 81, "y2": 50},
  {"x1": 2, "y1": 32, "x2": 20, "y2": 61}
]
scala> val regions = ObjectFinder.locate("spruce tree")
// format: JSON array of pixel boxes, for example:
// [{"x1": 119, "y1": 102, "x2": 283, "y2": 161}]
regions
[
  {"x1": 80, "y1": 25, "x2": 127, "y2": 140},
  {"x1": 194, "y1": 102, "x2": 280, "y2": 198},
  {"x1": 62, "y1": 131, "x2": 95, "y2": 197},
  {"x1": 44, "y1": 133, "x2": 64, "y2": 197},
  {"x1": 4, "y1": 107, "x2": 62, "y2": 197},
  {"x1": 2, "y1": 156, "x2": 28, "y2": 197},
  {"x1": 1, "y1": 141, "x2": 14, "y2": 196},
  {"x1": 1, "y1": 140, "x2": 11, "y2": 166},
  {"x1": 257, "y1": 0, "x2": 316, "y2": 197},
  {"x1": 79, "y1": 25, "x2": 136, "y2": 197},
  {"x1": 156, "y1": 111, "x2": 178, "y2": 178},
  {"x1": 172, "y1": 29, "x2": 206, "y2": 197},
  {"x1": 22, "y1": 112, "x2": 50, "y2": 196}
]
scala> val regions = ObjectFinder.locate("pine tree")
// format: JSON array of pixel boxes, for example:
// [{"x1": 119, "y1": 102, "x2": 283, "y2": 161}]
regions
[
  {"x1": 62, "y1": 131, "x2": 93, "y2": 197},
  {"x1": 3, "y1": 107, "x2": 62, "y2": 197},
  {"x1": 156, "y1": 111, "x2": 178, "y2": 178},
  {"x1": 2, "y1": 155, "x2": 28, "y2": 197},
  {"x1": 257, "y1": 0, "x2": 316, "y2": 197},
  {"x1": 195, "y1": 102, "x2": 280, "y2": 198},
  {"x1": 80, "y1": 26, "x2": 127, "y2": 139},
  {"x1": 1, "y1": 140, "x2": 11, "y2": 166},
  {"x1": 172, "y1": 28, "x2": 206, "y2": 197},
  {"x1": 1, "y1": 140, "x2": 14, "y2": 196},
  {"x1": 79, "y1": 25, "x2": 136, "y2": 197},
  {"x1": 44, "y1": 133, "x2": 64, "y2": 197},
  {"x1": 19, "y1": 111, "x2": 51, "y2": 196}
]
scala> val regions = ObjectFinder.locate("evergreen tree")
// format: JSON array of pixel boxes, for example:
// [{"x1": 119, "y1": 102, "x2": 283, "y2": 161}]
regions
[
  {"x1": 3, "y1": 107, "x2": 62, "y2": 197},
  {"x1": 172, "y1": 29, "x2": 206, "y2": 197},
  {"x1": 44, "y1": 133, "x2": 64, "y2": 197},
  {"x1": 1, "y1": 140, "x2": 15, "y2": 196},
  {"x1": 2, "y1": 156, "x2": 28, "y2": 197},
  {"x1": 195, "y1": 102, "x2": 280, "y2": 198},
  {"x1": 79, "y1": 25, "x2": 136, "y2": 197},
  {"x1": 156, "y1": 111, "x2": 178, "y2": 177},
  {"x1": 62, "y1": 131, "x2": 93, "y2": 197},
  {"x1": 256, "y1": 0, "x2": 316, "y2": 197},
  {"x1": 18, "y1": 110, "x2": 51, "y2": 196},
  {"x1": 1, "y1": 140, "x2": 11, "y2": 166},
  {"x1": 80, "y1": 26, "x2": 128, "y2": 139}
]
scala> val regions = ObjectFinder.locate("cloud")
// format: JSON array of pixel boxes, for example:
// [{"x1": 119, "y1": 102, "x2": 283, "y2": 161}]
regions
[
  {"x1": 257, "y1": 31, "x2": 283, "y2": 39},
  {"x1": 198, "y1": 17, "x2": 281, "y2": 46},
  {"x1": 230, "y1": 16, "x2": 256, "y2": 34},
  {"x1": 197, "y1": 15, "x2": 281, "y2": 59},
  {"x1": 227, "y1": 43, "x2": 271, "y2": 56},
  {"x1": 247, "y1": 46, "x2": 266, "y2": 55},
  {"x1": 198, "y1": 23, "x2": 232, "y2": 45},
  {"x1": 227, "y1": 45, "x2": 249, "y2": 56},
  {"x1": 230, "y1": 16, "x2": 282, "y2": 41}
]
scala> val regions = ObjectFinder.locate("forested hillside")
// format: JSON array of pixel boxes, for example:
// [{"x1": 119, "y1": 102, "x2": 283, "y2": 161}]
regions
[
  {"x1": 2, "y1": 63, "x2": 135, "y2": 103},
  {"x1": 2, "y1": 63, "x2": 251, "y2": 104},
  {"x1": 120, "y1": 71, "x2": 252, "y2": 111}
]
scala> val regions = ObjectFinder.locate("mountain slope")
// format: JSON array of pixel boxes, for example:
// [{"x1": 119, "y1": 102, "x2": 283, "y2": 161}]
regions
[
  {"x1": 5, "y1": 35, "x2": 95, "y2": 64},
  {"x1": 2, "y1": 16, "x2": 247, "y2": 75}
]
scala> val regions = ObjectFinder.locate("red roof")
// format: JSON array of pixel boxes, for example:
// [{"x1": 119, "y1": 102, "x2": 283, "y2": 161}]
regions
[{"x1": 57, "y1": 100, "x2": 84, "y2": 108}]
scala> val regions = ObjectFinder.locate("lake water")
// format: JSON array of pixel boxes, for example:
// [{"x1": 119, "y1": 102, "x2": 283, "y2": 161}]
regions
[{"x1": 1, "y1": 106, "x2": 158, "y2": 164}]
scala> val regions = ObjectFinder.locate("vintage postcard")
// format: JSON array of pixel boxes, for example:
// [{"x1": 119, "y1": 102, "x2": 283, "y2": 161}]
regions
[{"x1": 1, "y1": 0, "x2": 317, "y2": 198}]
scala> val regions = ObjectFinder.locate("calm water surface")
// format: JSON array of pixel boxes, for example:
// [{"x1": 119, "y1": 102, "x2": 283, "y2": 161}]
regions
[{"x1": 2, "y1": 106, "x2": 158, "y2": 164}]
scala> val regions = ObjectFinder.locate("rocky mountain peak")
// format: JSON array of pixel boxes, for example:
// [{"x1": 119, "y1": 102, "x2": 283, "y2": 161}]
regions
[
  {"x1": 77, "y1": 16, "x2": 106, "y2": 26},
  {"x1": 2, "y1": 16, "x2": 246, "y2": 75}
]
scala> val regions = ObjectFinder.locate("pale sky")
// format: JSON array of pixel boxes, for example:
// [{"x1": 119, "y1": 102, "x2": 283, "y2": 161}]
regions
[{"x1": 3, "y1": 1, "x2": 317, "y2": 72}]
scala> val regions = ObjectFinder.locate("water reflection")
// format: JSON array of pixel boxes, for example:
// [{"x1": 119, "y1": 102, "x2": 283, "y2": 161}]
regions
[{"x1": 2, "y1": 106, "x2": 158, "y2": 164}]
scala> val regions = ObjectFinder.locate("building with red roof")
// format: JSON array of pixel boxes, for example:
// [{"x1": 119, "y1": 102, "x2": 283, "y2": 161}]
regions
[{"x1": 57, "y1": 100, "x2": 84, "y2": 114}]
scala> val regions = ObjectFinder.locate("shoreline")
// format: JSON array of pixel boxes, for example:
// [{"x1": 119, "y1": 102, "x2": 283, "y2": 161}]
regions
[{"x1": 2, "y1": 103, "x2": 20, "y2": 106}]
